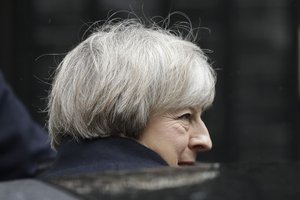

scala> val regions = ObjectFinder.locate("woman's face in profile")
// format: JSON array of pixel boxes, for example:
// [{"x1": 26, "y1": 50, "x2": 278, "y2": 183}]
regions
[{"x1": 138, "y1": 107, "x2": 212, "y2": 167}]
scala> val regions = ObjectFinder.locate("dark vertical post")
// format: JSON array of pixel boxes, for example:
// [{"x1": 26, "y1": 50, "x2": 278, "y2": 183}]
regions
[
  {"x1": 13, "y1": 0, "x2": 34, "y2": 109},
  {"x1": 291, "y1": 0, "x2": 300, "y2": 160},
  {"x1": 0, "y1": 0, "x2": 15, "y2": 84},
  {"x1": 222, "y1": 0, "x2": 240, "y2": 162}
]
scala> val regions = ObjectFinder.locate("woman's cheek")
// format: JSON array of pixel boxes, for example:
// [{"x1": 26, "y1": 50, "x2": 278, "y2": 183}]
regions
[
  {"x1": 178, "y1": 121, "x2": 190, "y2": 132},
  {"x1": 172, "y1": 123, "x2": 190, "y2": 154},
  {"x1": 172, "y1": 123, "x2": 185, "y2": 134}
]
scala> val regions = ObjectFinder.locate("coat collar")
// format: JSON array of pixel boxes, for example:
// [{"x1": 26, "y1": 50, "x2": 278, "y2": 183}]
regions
[{"x1": 46, "y1": 136, "x2": 168, "y2": 177}]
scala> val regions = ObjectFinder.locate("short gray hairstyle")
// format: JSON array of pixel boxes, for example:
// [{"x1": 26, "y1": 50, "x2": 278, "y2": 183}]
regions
[{"x1": 48, "y1": 19, "x2": 216, "y2": 149}]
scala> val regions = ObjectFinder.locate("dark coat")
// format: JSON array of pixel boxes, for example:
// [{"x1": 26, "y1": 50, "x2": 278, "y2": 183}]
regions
[
  {"x1": 0, "y1": 72, "x2": 55, "y2": 181},
  {"x1": 43, "y1": 136, "x2": 168, "y2": 178}
]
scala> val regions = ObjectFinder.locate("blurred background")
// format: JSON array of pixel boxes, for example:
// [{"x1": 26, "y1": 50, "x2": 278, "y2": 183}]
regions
[{"x1": 0, "y1": 0, "x2": 299, "y2": 163}]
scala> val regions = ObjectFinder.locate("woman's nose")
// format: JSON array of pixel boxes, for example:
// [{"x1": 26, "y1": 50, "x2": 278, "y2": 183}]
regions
[{"x1": 188, "y1": 120, "x2": 212, "y2": 152}]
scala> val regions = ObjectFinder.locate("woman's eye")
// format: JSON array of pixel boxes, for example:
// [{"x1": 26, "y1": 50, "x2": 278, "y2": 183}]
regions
[{"x1": 178, "y1": 113, "x2": 191, "y2": 121}]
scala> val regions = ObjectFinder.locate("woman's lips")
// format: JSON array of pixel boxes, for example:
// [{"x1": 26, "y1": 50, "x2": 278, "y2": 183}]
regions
[{"x1": 178, "y1": 161, "x2": 195, "y2": 166}]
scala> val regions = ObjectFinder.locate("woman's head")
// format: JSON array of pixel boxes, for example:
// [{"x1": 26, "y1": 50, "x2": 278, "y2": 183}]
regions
[{"x1": 48, "y1": 19, "x2": 216, "y2": 149}]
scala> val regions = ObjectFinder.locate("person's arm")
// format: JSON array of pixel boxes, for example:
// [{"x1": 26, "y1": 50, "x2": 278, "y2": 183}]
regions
[{"x1": 0, "y1": 72, "x2": 55, "y2": 181}]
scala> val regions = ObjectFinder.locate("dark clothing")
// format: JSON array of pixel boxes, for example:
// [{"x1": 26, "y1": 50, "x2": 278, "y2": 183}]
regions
[
  {"x1": 0, "y1": 72, "x2": 55, "y2": 181},
  {"x1": 43, "y1": 136, "x2": 168, "y2": 178}
]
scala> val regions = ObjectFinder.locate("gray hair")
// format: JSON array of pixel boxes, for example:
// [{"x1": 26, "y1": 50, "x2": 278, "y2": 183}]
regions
[{"x1": 48, "y1": 19, "x2": 216, "y2": 149}]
